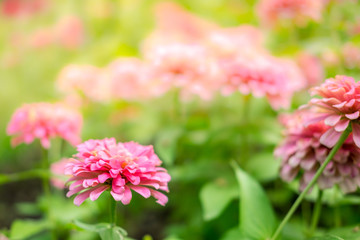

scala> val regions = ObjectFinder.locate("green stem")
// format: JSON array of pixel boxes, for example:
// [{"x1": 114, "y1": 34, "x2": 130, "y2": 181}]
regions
[
  {"x1": 41, "y1": 148, "x2": 51, "y2": 199},
  {"x1": 110, "y1": 196, "x2": 117, "y2": 226},
  {"x1": 309, "y1": 190, "x2": 323, "y2": 236},
  {"x1": 271, "y1": 127, "x2": 351, "y2": 240}
]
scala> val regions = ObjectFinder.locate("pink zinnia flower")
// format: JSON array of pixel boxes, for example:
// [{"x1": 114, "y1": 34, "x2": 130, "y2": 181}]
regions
[
  {"x1": 275, "y1": 112, "x2": 360, "y2": 193},
  {"x1": 7, "y1": 102, "x2": 82, "y2": 148},
  {"x1": 306, "y1": 75, "x2": 360, "y2": 148},
  {"x1": 57, "y1": 64, "x2": 110, "y2": 102},
  {"x1": 220, "y1": 51, "x2": 306, "y2": 109},
  {"x1": 1, "y1": 0, "x2": 48, "y2": 18},
  {"x1": 54, "y1": 15, "x2": 84, "y2": 49},
  {"x1": 65, "y1": 138, "x2": 171, "y2": 206},
  {"x1": 106, "y1": 58, "x2": 151, "y2": 101},
  {"x1": 342, "y1": 43, "x2": 360, "y2": 69},
  {"x1": 296, "y1": 52, "x2": 324, "y2": 88},
  {"x1": 257, "y1": 0, "x2": 325, "y2": 27},
  {"x1": 145, "y1": 43, "x2": 223, "y2": 100}
]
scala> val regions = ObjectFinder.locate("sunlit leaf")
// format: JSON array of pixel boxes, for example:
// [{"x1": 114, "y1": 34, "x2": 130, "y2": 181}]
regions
[
  {"x1": 231, "y1": 161, "x2": 276, "y2": 240},
  {"x1": 200, "y1": 178, "x2": 238, "y2": 220}
]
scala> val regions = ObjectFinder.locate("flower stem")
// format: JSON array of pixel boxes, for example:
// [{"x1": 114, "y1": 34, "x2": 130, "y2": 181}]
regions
[
  {"x1": 271, "y1": 127, "x2": 351, "y2": 240},
  {"x1": 110, "y1": 196, "x2": 117, "y2": 226},
  {"x1": 41, "y1": 148, "x2": 51, "y2": 200},
  {"x1": 309, "y1": 190, "x2": 323, "y2": 236}
]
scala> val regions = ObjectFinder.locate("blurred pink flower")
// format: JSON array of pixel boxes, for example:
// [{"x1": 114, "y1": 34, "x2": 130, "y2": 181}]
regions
[
  {"x1": 205, "y1": 26, "x2": 264, "y2": 57},
  {"x1": 275, "y1": 112, "x2": 360, "y2": 193},
  {"x1": 28, "y1": 28, "x2": 54, "y2": 48},
  {"x1": 1, "y1": 0, "x2": 48, "y2": 18},
  {"x1": 145, "y1": 43, "x2": 223, "y2": 100},
  {"x1": 57, "y1": 64, "x2": 110, "y2": 102},
  {"x1": 51, "y1": 158, "x2": 71, "y2": 189},
  {"x1": 306, "y1": 75, "x2": 360, "y2": 148},
  {"x1": 220, "y1": 51, "x2": 306, "y2": 109},
  {"x1": 296, "y1": 52, "x2": 324, "y2": 87},
  {"x1": 65, "y1": 138, "x2": 171, "y2": 206},
  {"x1": 342, "y1": 43, "x2": 360, "y2": 69},
  {"x1": 54, "y1": 16, "x2": 84, "y2": 49},
  {"x1": 257, "y1": 0, "x2": 325, "y2": 27},
  {"x1": 7, "y1": 103, "x2": 83, "y2": 148},
  {"x1": 106, "y1": 58, "x2": 151, "y2": 101},
  {"x1": 153, "y1": 2, "x2": 217, "y2": 42}
]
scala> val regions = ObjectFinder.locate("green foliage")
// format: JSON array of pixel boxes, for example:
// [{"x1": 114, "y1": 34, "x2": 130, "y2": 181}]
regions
[
  {"x1": 10, "y1": 219, "x2": 50, "y2": 240},
  {"x1": 74, "y1": 220, "x2": 128, "y2": 240},
  {"x1": 231, "y1": 161, "x2": 276, "y2": 240},
  {"x1": 200, "y1": 177, "x2": 238, "y2": 221}
]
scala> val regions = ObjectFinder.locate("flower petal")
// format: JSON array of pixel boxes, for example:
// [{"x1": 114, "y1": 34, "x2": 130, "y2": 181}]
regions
[
  {"x1": 352, "y1": 122, "x2": 360, "y2": 148},
  {"x1": 320, "y1": 127, "x2": 342, "y2": 148}
]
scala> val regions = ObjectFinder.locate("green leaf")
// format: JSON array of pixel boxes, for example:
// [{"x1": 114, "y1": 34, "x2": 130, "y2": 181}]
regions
[
  {"x1": 244, "y1": 152, "x2": 280, "y2": 182},
  {"x1": 220, "y1": 228, "x2": 251, "y2": 240},
  {"x1": 10, "y1": 219, "x2": 50, "y2": 240},
  {"x1": 73, "y1": 220, "x2": 128, "y2": 240},
  {"x1": 199, "y1": 178, "x2": 238, "y2": 220},
  {"x1": 231, "y1": 161, "x2": 276, "y2": 240},
  {"x1": 155, "y1": 128, "x2": 182, "y2": 165},
  {"x1": 73, "y1": 220, "x2": 110, "y2": 232},
  {"x1": 309, "y1": 235, "x2": 345, "y2": 240}
]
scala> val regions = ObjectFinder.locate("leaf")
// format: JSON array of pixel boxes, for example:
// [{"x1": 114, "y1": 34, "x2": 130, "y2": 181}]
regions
[
  {"x1": 10, "y1": 219, "x2": 50, "y2": 240},
  {"x1": 244, "y1": 152, "x2": 280, "y2": 182},
  {"x1": 199, "y1": 178, "x2": 238, "y2": 220},
  {"x1": 73, "y1": 220, "x2": 110, "y2": 232},
  {"x1": 309, "y1": 235, "x2": 345, "y2": 240},
  {"x1": 220, "y1": 228, "x2": 252, "y2": 240},
  {"x1": 73, "y1": 220, "x2": 128, "y2": 240},
  {"x1": 155, "y1": 128, "x2": 182, "y2": 165},
  {"x1": 231, "y1": 161, "x2": 276, "y2": 240}
]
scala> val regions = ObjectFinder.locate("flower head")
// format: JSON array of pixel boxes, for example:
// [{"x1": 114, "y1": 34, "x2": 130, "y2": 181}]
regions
[
  {"x1": 7, "y1": 102, "x2": 82, "y2": 148},
  {"x1": 65, "y1": 138, "x2": 171, "y2": 206},
  {"x1": 220, "y1": 51, "x2": 305, "y2": 109},
  {"x1": 275, "y1": 112, "x2": 360, "y2": 193},
  {"x1": 306, "y1": 75, "x2": 360, "y2": 148},
  {"x1": 257, "y1": 0, "x2": 325, "y2": 27},
  {"x1": 145, "y1": 43, "x2": 222, "y2": 100}
]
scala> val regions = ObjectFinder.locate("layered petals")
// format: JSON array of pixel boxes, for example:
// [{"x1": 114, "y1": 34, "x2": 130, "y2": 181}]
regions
[{"x1": 65, "y1": 138, "x2": 171, "y2": 206}]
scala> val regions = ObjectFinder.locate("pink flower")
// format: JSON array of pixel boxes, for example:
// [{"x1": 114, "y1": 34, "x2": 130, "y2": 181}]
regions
[
  {"x1": 257, "y1": 0, "x2": 325, "y2": 27},
  {"x1": 296, "y1": 52, "x2": 324, "y2": 88},
  {"x1": 54, "y1": 15, "x2": 84, "y2": 49},
  {"x1": 7, "y1": 102, "x2": 82, "y2": 148},
  {"x1": 51, "y1": 158, "x2": 71, "y2": 189},
  {"x1": 220, "y1": 51, "x2": 306, "y2": 109},
  {"x1": 1, "y1": 0, "x2": 48, "y2": 18},
  {"x1": 306, "y1": 75, "x2": 360, "y2": 148},
  {"x1": 65, "y1": 138, "x2": 171, "y2": 206},
  {"x1": 275, "y1": 112, "x2": 360, "y2": 193},
  {"x1": 145, "y1": 43, "x2": 223, "y2": 100},
  {"x1": 205, "y1": 26, "x2": 264, "y2": 58},
  {"x1": 106, "y1": 58, "x2": 151, "y2": 101},
  {"x1": 57, "y1": 64, "x2": 110, "y2": 102},
  {"x1": 342, "y1": 43, "x2": 360, "y2": 69}
]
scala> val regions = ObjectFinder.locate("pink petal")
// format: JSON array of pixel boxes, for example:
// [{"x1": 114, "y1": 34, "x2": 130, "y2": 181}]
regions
[
  {"x1": 98, "y1": 173, "x2": 111, "y2": 183},
  {"x1": 66, "y1": 185, "x2": 85, "y2": 197},
  {"x1": 320, "y1": 127, "x2": 342, "y2": 148},
  {"x1": 120, "y1": 187, "x2": 132, "y2": 205},
  {"x1": 324, "y1": 115, "x2": 341, "y2": 126},
  {"x1": 150, "y1": 189, "x2": 168, "y2": 206},
  {"x1": 90, "y1": 185, "x2": 109, "y2": 201},
  {"x1": 334, "y1": 119, "x2": 349, "y2": 132},
  {"x1": 130, "y1": 186, "x2": 151, "y2": 198},
  {"x1": 352, "y1": 122, "x2": 360, "y2": 148},
  {"x1": 345, "y1": 111, "x2": 360, "y2": 120},
  {"x1": 110, "y1": 191, "x2": 124, "y2": 201},
  {"x1": 73, "y1": 189, "x2": 93, "y2": 206}
]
